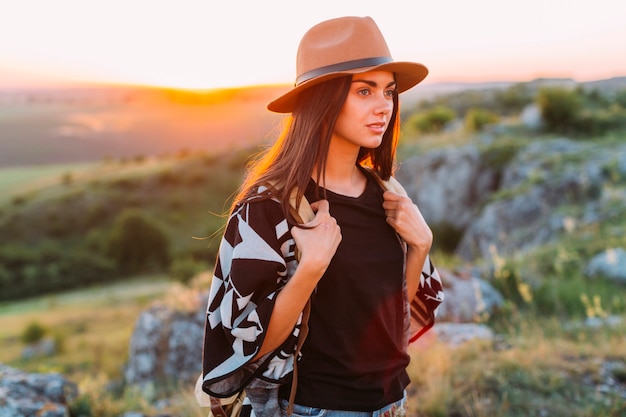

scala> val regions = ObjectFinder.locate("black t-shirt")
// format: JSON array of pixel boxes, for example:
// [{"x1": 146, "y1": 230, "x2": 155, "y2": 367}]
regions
[{"x1": 279, "y1": 168, "x2": 410, "y2": 411}]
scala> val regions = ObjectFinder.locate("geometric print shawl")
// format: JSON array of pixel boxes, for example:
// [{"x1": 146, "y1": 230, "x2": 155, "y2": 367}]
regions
[{"x1": 201, "y1": 191, "x2": 303, "y2": 398}]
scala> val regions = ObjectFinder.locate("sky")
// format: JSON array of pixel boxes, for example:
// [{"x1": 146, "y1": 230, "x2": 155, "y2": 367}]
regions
[{"x1": 1, "y1": 0, "x2": 625, "y2": 90}]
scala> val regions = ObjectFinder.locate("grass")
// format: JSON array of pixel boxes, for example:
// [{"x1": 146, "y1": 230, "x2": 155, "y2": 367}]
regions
[
  {"x1": 0, "y1": 156, "x2": 181, "y2": 205},
  {"x1": 0, "y1": 275, "x2": 193, "y2": 417},
  {"x1": 406, "y1": 316, "x2": 626, "y2": 417},
  {"x1": 1, "y1": 273, "x2": 624, "y2": 417},
  {"x1": 0, "y1": 275, "x2": 171, "y2": 375}
]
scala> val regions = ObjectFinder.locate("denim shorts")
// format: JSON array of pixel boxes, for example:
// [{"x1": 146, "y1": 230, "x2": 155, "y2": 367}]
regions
[{"x1": 279, "y1": 392, "x2": 407, "y2": 417}]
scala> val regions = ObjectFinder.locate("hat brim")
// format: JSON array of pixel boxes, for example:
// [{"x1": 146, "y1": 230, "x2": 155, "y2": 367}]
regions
[{"x1": 267, "y1": 61, "x2": 428, "y2": 113}]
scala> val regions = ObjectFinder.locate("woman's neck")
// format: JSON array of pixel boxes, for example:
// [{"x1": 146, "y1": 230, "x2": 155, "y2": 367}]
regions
[{"x1": 314, "y1": 146, "x2": 366, "y2": 197}]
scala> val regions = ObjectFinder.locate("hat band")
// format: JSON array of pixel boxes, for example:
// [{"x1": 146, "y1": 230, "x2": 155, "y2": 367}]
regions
[{"x1": 295, "y1": 56, "x2": 393, "y2": 86}]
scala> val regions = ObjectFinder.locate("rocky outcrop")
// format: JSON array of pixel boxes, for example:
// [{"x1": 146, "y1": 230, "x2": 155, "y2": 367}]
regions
[
  {"x1": 455, "y1": 138, "x2": 626, "y2": 261},
  {"x1": 124, "y1": 291, "x2": 208, "y2": 394},
  {"x1": 0, "y1": 363, "x2": 77, "y2": 417},
  {"x1": 396, "y1": 138, "x2": 626, "y2": 262},
  {"x1": 396, "y1": 144, "x2": 498, "y2": 230}
]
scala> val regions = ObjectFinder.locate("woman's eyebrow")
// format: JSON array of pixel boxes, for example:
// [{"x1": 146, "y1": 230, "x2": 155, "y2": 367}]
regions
[{"x1": 352, "y1": 79, "x2": 397, "y2": 88}]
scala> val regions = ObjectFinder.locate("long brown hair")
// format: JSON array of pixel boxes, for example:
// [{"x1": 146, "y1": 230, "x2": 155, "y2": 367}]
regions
[{"x1": 233, "y1": 74, "x2": 401, "y2": 224}]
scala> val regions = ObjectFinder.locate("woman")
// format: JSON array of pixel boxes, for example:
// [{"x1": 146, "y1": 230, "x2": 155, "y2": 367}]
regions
[{"x1": 201, "y1": 16, "x2": 444, "y2": 417}]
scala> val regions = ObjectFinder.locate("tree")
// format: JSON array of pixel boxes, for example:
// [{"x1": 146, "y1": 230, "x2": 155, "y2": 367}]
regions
[
  {"x1": 106, "y1": 209, "x2": 171, "y2": 274},
  {"x1": 536, "y1": 87, "x2": 582, "y2": 134}
]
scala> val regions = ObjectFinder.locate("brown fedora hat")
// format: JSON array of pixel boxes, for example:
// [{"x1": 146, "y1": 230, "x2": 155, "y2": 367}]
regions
[{"x1": 267, "y1": 16, "x2": 428, "y2": 113}]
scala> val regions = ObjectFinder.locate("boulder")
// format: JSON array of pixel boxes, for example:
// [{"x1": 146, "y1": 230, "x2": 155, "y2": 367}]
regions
[
  {"x1": 436, "y1": 268, "x2": 504, "y2": 322},
  {"x1": 124, "y1": 291, "x2": 208, "y2": 393},
  {"x1": 21, "y1": 338, "x2": 57, "y2": 360},
  {"x1": 432, "y1": 323, "x2": 495, "y2": 347},
  {"x1": 585, "y1": 248, "x2": 626, "y2": 284},
  {"x1": 520, "y1": 104, "x2": 542, "y2": 130},
  {"x1": 0, "y1": 363, "x2": 77, "y2": 417}
]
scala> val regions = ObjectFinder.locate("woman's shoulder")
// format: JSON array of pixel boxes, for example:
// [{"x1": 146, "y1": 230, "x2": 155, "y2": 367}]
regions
[{"x1": 232, "y1": 184, "x2": 287, "y2": 221}]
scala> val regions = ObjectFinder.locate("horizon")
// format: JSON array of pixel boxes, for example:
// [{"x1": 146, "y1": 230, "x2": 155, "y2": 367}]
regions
[
  {"x1": 2, "y1": 0, "x2": 626, "y2": 91},
  {"x1": 2, "y1": 73, "x2": 625, "y2": 94}
]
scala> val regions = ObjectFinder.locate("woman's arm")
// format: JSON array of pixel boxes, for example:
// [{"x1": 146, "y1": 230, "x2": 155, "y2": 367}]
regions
[{"x1": 254, "y1": 199, "x2": 341, "y2": 359}]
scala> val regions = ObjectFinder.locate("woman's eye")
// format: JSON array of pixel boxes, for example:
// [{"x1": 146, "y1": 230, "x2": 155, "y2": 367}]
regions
[
  {"x1": 357, "y1": 89, "x2": 370, "y2": 96},
  {"x1": 385, "y1": 89, "x2": 397, "y2": 98}
]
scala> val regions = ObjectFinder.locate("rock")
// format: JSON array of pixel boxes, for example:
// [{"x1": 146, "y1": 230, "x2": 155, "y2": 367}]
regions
[
  {"x1": 583, "y1": 315, "x2": 623, "y2": 328},
  {"x1": 436, "y1": 269, "x2": 504, "y2": 322},
  {"x1": 456, "y1": 138, "x2": 626, "y2": 261},
  {"x1": 0, "y1": 363, "x2": 77, "y2": 417},
  {"x1": 585, "y1": 248, "x2": 626, "y2": 284},
  {"x1": 520, "y1": 104, "x2": 542, "y2": 130},
  {"x1": 432, "y1": 323, "x2": 495, "y2": 346},
  {"x1": 396, "y1": 144, "x2": 498, "y2": 230},
  {"x1": 21, "y1": 338, "x2": 57, "y2": 360},
  {"x1": 124, "y1": 292, "x2": 208, "y2": 393}
]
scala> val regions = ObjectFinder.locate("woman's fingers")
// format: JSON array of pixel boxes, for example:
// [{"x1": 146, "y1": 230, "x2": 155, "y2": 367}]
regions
[
  {"x1": 292, "y1": 200, "x2": 341, "y2": 271},
  {"x1": 382, "y1": 191, "x2": 432, "y2": 250}
]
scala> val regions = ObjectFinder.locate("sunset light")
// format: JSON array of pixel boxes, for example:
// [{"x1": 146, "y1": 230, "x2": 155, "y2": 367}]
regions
[{"x1": 1, "y1": 0, "x2": 625, "y2": 89}]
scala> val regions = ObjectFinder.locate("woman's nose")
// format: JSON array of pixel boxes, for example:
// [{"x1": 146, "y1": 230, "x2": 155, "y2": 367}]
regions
[{"x1": 375, "y1": 93, "x2": 393, "y2": 115}]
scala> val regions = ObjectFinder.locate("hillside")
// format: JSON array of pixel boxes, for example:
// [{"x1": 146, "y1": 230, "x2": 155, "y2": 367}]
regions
[{"x1": 0, "y1": 149, "x2": 248, "y2": 300}]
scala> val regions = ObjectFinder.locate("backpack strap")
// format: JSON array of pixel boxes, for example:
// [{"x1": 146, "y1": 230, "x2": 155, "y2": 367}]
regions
[
  {"x1": 265, "y1": 182, "x2": 314, "y2": 416},
  {"x1": 287, "y1": 185, "x2": 313, "y2": 416}
]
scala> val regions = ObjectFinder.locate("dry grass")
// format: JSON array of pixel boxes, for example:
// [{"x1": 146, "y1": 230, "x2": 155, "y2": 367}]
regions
[
  {"x1": 0, "y1": 276, "x2": 171, "y2": 379},
  {"x1": 2, "y1": 274, "x2": 625, "y2": 416},
  {"x1": 405, "y1": 316, "x2": 626, "y2": 417}
]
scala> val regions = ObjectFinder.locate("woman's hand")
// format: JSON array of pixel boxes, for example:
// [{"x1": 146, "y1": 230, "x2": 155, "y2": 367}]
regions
[
  {"x1": 382, "y1": 191, "x2": 432, "y2": 253},
  {"x1": 256, "y1": 201, "x2": 340, "y2": 359},
  {"x1": 383, "y1": 191, "x2": 433, "y2": 299},
  {"x1": 291, "y1": 199, "x2": 342, "y2": 278}
]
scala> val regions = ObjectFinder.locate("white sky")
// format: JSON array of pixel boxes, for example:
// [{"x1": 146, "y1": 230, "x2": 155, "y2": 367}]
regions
[{"x1": 1, "y1": 0, "x2": 625, "y2": 89}]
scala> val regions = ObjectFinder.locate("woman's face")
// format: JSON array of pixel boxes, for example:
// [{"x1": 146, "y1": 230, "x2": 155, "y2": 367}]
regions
[{"x1": 331, "y1": 70, "x2": 396, "y2": 150}]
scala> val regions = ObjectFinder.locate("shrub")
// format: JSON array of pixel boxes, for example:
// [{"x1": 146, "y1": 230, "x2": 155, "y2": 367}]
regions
[
  {"x1": 430, "y1": 222, "x2": 464, "y2": 253},
  {"x1": 106, "y1": 209, "x2": 171, "y2": 274},
  {"x1": 479, "y1": 139, "x2": 524, "y2": 171},
  {"x1": 464, "y1": 108, "x2": 499, "y2": 132},
  {"x1": 615, "y1": 89, "x2": 626, "y2": 108},
  {"x1": 21, "y1": 321, "x2": 47, "y2": 344},
  {"x1": 62, "y1": 171, "x2": 74, "y2": 186},
  {"x1": 495, "y1": 83, "x2": 534, "y2": 114},
  {"x1": 572, "y1": 106, "x2": 626, "y2": 136},
  {"x1": 169, "y1": 256, "x2": 209, "y2": 285},
  {"x1": 0, "y1": 243, "x2": 117, "y2": 301},
  {"x1": 408, "y1": 105, "x2": 456, "y2": 133},
  {"x1": 69, "y1": 394, "x2": 95, "y2": 417},
  {"x1": 536, "y1": 87, "x2": 582, "y2": 134}
]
